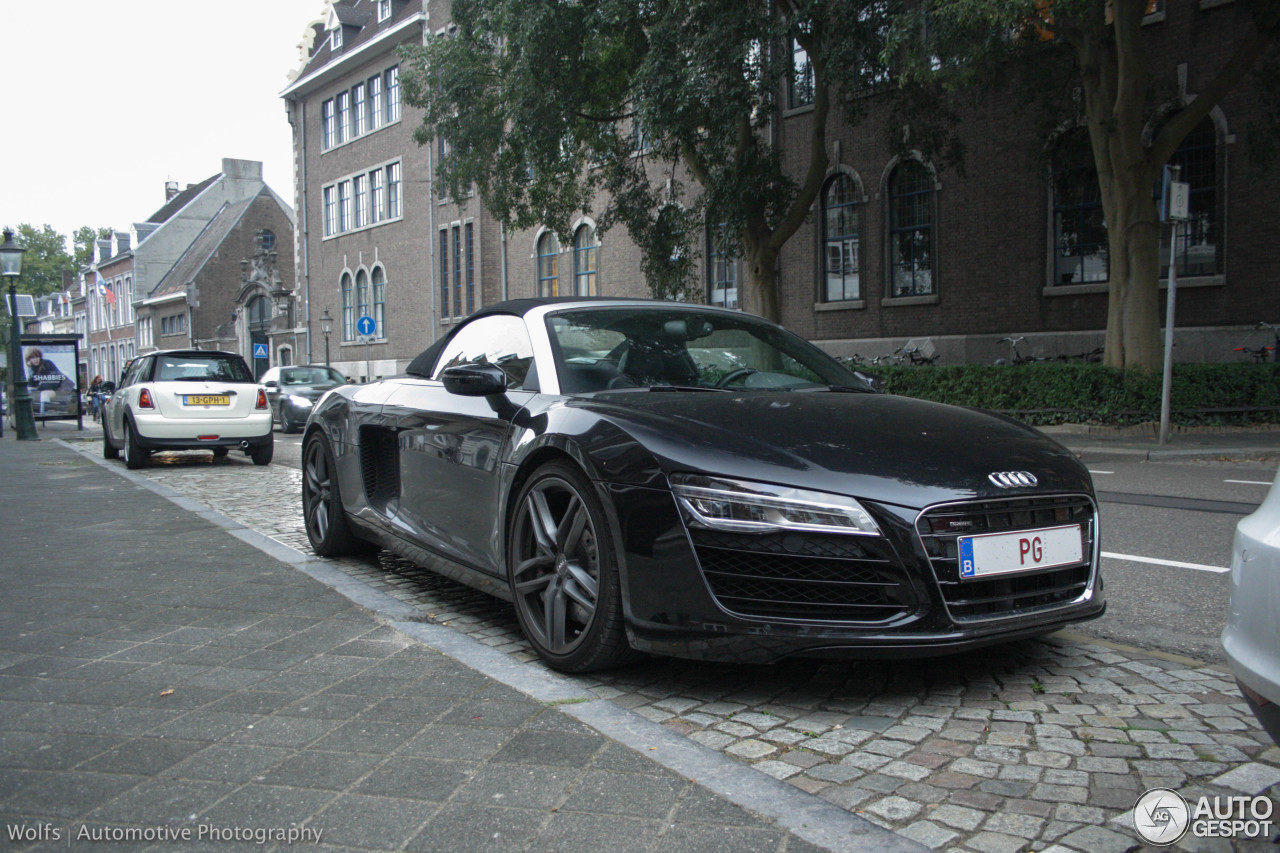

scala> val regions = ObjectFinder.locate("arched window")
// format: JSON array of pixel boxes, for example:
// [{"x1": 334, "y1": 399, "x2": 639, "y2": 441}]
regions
[
  {"x1": 888, "y1": 160, "x2": 934, "y2": 297},
  {"x1": 372, "y1": 267, "x2": 387, "y2": 337},
  {"x1": 1163, "y1": 117, "x2": 1220, "y2": 279},
  {"x1": 1051, "y1": 127, "x2": 1107, "y2": 286},
  {"x1": 340, "y1": 272, "x2": 354, "y2": 341},
  {"x1": 355, "y1": 270, "x2": 369, "y2": 330},
  {"x1": 574, "y1": 225, "x2": 598, "y2": 296},
  {"x1": 822, "y1": 174, "x2": 861, "y2": 302},
  {"x1": 537, "y1": 232, "x2": 560, "y2": 297}
]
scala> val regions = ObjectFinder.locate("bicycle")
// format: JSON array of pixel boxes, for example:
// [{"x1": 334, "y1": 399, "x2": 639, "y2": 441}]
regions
[
  {"x1": 1256, "y1": 322, "x2": 1280, "y2": 363},
  {"x1": 1233, "y1": 345, "x2": 1275, "y2": 363},
  {"x1": 1054, "y1": 346, "x2": 1104, "y2": 364},
  {"x1": 995, "y1": 336, "x2": 1044, "y2": 365},
  {"x1": 898, "y1": 345, "x2": 939, "y2": 365}
]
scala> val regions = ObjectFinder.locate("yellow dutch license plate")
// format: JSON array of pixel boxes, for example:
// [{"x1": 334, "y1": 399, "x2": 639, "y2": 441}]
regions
[{"x1": 185, "y1": 395, "x2": 230, "y2": 406}]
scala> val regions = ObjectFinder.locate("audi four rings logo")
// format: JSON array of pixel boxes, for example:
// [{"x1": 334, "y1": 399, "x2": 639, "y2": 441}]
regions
[{"x1": 989, "y1": 471, "x2": 1038, "y2": 488}]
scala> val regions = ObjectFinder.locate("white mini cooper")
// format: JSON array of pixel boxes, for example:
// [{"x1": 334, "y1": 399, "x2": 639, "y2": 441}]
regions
[{"x1": 102, "y1": 349, "x2": 273, "y2": 468}]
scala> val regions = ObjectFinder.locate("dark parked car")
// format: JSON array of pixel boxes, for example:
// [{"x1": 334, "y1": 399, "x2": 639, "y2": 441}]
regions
[
  {"x1": 301, "y1": 298, "x2": 1104, "y2": 672},
  {"x1": 261, "y1": 365, "x2": 349, "y2": 433}
]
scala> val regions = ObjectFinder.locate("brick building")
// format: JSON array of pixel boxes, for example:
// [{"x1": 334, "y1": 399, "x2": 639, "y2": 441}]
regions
[
  {"x1": 284, "y1": 0, "x2": 1279, "y2": 375},
  {"x1": 79, "y1": 159, "x2": 295, "y2": 384}
]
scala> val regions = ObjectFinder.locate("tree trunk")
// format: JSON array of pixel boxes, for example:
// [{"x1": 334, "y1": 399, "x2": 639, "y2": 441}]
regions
[{"x1": 742, "y1": 235, "x2": 781, "y2": 323}]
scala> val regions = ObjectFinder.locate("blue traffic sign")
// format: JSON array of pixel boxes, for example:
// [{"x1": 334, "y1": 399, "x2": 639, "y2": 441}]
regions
[
  {"x1": 253, "y1": 343, "x2": 269, "y2": 359},
  {"x1": 356, "y1": 315, "x2": 376, "y2": 337}
]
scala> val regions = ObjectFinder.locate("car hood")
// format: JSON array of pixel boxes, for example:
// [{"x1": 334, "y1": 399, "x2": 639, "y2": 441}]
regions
[{"x1": 570, "y1": 390, "x2": 1091, "y2": 508}]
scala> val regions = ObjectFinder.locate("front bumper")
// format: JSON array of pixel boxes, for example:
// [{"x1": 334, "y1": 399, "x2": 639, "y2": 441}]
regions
[
  {"x1": 1222, "y1": 516, "x2": 1280, "y2": 744},
  {"x1": 608, "y1": 483, "x2": 1106, "y2": 664}
]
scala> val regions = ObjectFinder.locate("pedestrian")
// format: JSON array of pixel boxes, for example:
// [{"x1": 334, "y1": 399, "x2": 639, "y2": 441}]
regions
[{"x1": 88, "y1": 375, "x2": 105, "y2": 421}]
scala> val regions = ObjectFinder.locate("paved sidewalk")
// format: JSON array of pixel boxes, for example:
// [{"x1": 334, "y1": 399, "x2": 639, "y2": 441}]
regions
[
  {"x1": 0, "y1": 436, "x2": 911, "y2": 853},
  {"x1": 10, "y1": 420, "x2": 1280, "y2": 853},
  {"x1": 1039, "y1": 422, "x2": 1280, "y2": 463}
]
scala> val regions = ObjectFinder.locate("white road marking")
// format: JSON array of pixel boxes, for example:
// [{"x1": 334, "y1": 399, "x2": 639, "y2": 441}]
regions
[
  {"x1": 1223, "y1": 479, "x2": 1274, "y2": 486},
  {"x1": 1101, "y1": 551, "x2": 1229, "y2": 574},
  {"x1": 1088, "y1": 470, "x2": 1115, "y2": 475}
]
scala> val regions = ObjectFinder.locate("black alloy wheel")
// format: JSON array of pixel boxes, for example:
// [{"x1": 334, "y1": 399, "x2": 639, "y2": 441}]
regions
[
  {"x1": 122, "y1": 421, "x2": 149, "y2": 470},
  {"x1": 302, "y1": 432, "x2": 363, "y2": 555},
  {"x1": 507, "y1": 461, "x2": 632, "y2": 672}
]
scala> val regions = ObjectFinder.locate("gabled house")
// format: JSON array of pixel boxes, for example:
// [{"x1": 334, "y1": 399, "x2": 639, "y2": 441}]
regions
[
  {"x1": 80, "y1": 159, "x2": 295, "y2": 383},
  {"x1": 138, "y1": 186, "x2": 296, "y2": 378}
]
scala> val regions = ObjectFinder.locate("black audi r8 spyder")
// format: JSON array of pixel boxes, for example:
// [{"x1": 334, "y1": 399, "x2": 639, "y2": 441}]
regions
[{"x1": 301, "y1": 298, "x2": 1104, "y2": 672}]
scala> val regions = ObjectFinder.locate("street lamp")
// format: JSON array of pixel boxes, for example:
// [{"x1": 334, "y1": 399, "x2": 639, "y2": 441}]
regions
[
  {"x1": 1, "y1": 228, "x2": 37, "y2": 440},
  {"x1": 320, "y1": 309, "x2": 332, "y2": 366}
]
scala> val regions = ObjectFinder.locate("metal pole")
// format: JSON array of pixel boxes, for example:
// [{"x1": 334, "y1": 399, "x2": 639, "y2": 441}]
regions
[
  {"x1": 324, "y1": 331, "x2": 330, "y2": 366},
  {"x1": 1158, "y1": 220, "x2": 1179, "y2": 445},
  {"x1": 7, "y1": 282, "x2": 38, "y2": 440}
]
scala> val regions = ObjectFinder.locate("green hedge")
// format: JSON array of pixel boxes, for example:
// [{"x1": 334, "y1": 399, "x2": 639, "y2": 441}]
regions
[{"x1": 857, "y1": 362, "x2": 1280, "y2": 426}]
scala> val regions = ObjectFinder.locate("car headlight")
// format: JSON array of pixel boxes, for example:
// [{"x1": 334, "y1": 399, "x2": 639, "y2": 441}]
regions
[
  {"x1": 286, "y1": 394, "x2": 315, "y2": 409},
  {"x1": 670, "y1": 474, "x2": 881, "y2": 536}
]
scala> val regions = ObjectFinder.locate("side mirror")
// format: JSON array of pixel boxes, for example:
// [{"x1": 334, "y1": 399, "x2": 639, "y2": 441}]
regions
[
  {"x1": 264, "y1": 380, "x2": 279, "y2": 389},
  {"x1": 441, "y1": 363, "x2": 508, "y2": 397},
  {"x1": 853, "y1": 370, "x2": 885, "y2": 393}
]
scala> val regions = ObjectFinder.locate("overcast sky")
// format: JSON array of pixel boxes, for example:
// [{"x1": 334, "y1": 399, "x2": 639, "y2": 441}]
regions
[{"x1": 7, "y1": 0, "x2": 328, "y2": 252}]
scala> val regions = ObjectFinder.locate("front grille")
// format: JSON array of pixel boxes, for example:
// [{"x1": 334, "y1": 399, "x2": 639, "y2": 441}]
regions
[
  {"x1": 359, "y1": 426, "x2": 400, "y2": 510},
  {"x1": 917, "y1": 495, "x2": 1097, "y2": 622},
  {"x1": 688, "y1": 529, "x2": 916, "y2": 622}
]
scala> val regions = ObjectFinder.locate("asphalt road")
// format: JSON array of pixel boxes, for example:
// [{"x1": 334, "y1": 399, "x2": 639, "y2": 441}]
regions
[
  {"x1": 1077, "y1": 458, "x2": 1277, "y2": 664},
  {"x1": 269, "y1": 427, "x2": 1274, "y2": 665}
]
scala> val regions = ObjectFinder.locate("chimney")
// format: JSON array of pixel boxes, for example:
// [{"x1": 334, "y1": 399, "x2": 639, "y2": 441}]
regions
[{"x1": 165, "y1": 180, "x2": 180, "y2": 200}]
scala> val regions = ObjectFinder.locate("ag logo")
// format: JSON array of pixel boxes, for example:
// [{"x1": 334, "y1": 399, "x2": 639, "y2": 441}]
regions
[{"x1": 1133, "y1": 787, "x2": 1190, "y2": 845}]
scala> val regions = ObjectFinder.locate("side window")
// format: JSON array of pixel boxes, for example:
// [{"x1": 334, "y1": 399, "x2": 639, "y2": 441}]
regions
[
  {"x1": 121, "y1": 357, "x2": 149, "y2": 387},
  {"x1": 431, "y1": 315, "x2": 536, "y2": 389}
]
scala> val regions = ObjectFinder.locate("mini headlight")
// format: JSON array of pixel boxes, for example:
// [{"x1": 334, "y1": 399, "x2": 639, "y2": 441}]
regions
[
  {"x1": 286, "y1": 394, "x2": 315, "y2": 408},
  {"x1": 670, "y1": 474, "x2": 881, "y2": 536}
]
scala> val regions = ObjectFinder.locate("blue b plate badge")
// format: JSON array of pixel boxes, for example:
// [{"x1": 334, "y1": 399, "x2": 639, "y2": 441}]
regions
[{"x1": 958, "y1": 524, "x2": 1083, "y2": 580}]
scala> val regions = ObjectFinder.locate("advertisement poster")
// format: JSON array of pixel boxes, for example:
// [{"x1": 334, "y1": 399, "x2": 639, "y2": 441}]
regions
[{"x1": 20, "y1": 336, "x2": 80, "y2": 420}]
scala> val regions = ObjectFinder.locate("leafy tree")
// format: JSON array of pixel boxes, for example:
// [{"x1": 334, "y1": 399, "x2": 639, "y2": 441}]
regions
[
  {"x1": 907, "y1": 0, "x2": 1280, "y2": 370},
  {"x1": 7, "y1": 224, "x2": 74, "y2": 298},
  {"x1": 400, "y1": 0, "x2": 900, "y2": 322},
  {"x1": 73, "y1": 226, "x2": 111, "y2": 269}
]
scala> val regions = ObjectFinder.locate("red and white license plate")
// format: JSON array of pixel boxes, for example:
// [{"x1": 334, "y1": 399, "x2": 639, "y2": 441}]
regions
[{"x1": 958, "y1": 524, "x2": 1083, "y2": 580}]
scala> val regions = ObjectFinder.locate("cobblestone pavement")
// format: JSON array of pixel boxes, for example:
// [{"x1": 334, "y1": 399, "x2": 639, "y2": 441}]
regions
[{"x1": 71, "y1": 443, "x2": 1280, "y2": 853}]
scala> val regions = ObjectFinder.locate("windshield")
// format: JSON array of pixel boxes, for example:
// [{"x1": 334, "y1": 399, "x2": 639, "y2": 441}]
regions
[
  {"x1": 155, "y1": 354, "x2": 254, "y2": 383},
  {"x1": 546, "y1": 307, "x2": 869, "y2": 393},
  {"x1": 280, "y1": 366, "x2": 346, "y2": 386}
]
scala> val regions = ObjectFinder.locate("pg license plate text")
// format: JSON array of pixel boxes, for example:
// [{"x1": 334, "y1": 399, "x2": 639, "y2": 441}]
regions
[{"x1": 958, "y1": 524, "x2": 1084, "y2": 580}]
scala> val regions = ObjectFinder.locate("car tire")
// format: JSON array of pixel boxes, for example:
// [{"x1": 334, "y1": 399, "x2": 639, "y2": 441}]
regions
[
  {"x1": 102, "y1": 423, "x2": 119, "y2": 459},
  {"x1": 212, "y1": 447, "x2": 229, "y2": 458},
  {"x1": 282, "y1": 412, "x2": 300, "y2": 434},
  {"x1": 122, "y1": 421, "x2": 148, "y2": 470},
  {"x1": 250, "y1": 437, "x2": 274, "y2": 466},
  {"x1": 302, "y1": 431, "x2": 365, "y2": 555},
  {"x1": 507, "y1": 461, "x2": 635, "y2": 673}
]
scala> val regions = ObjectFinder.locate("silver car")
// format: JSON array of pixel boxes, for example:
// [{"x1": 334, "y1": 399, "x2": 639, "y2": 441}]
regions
[{"x1": 1223, "y1": 468, "x2": 1280, "y2": 744}]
